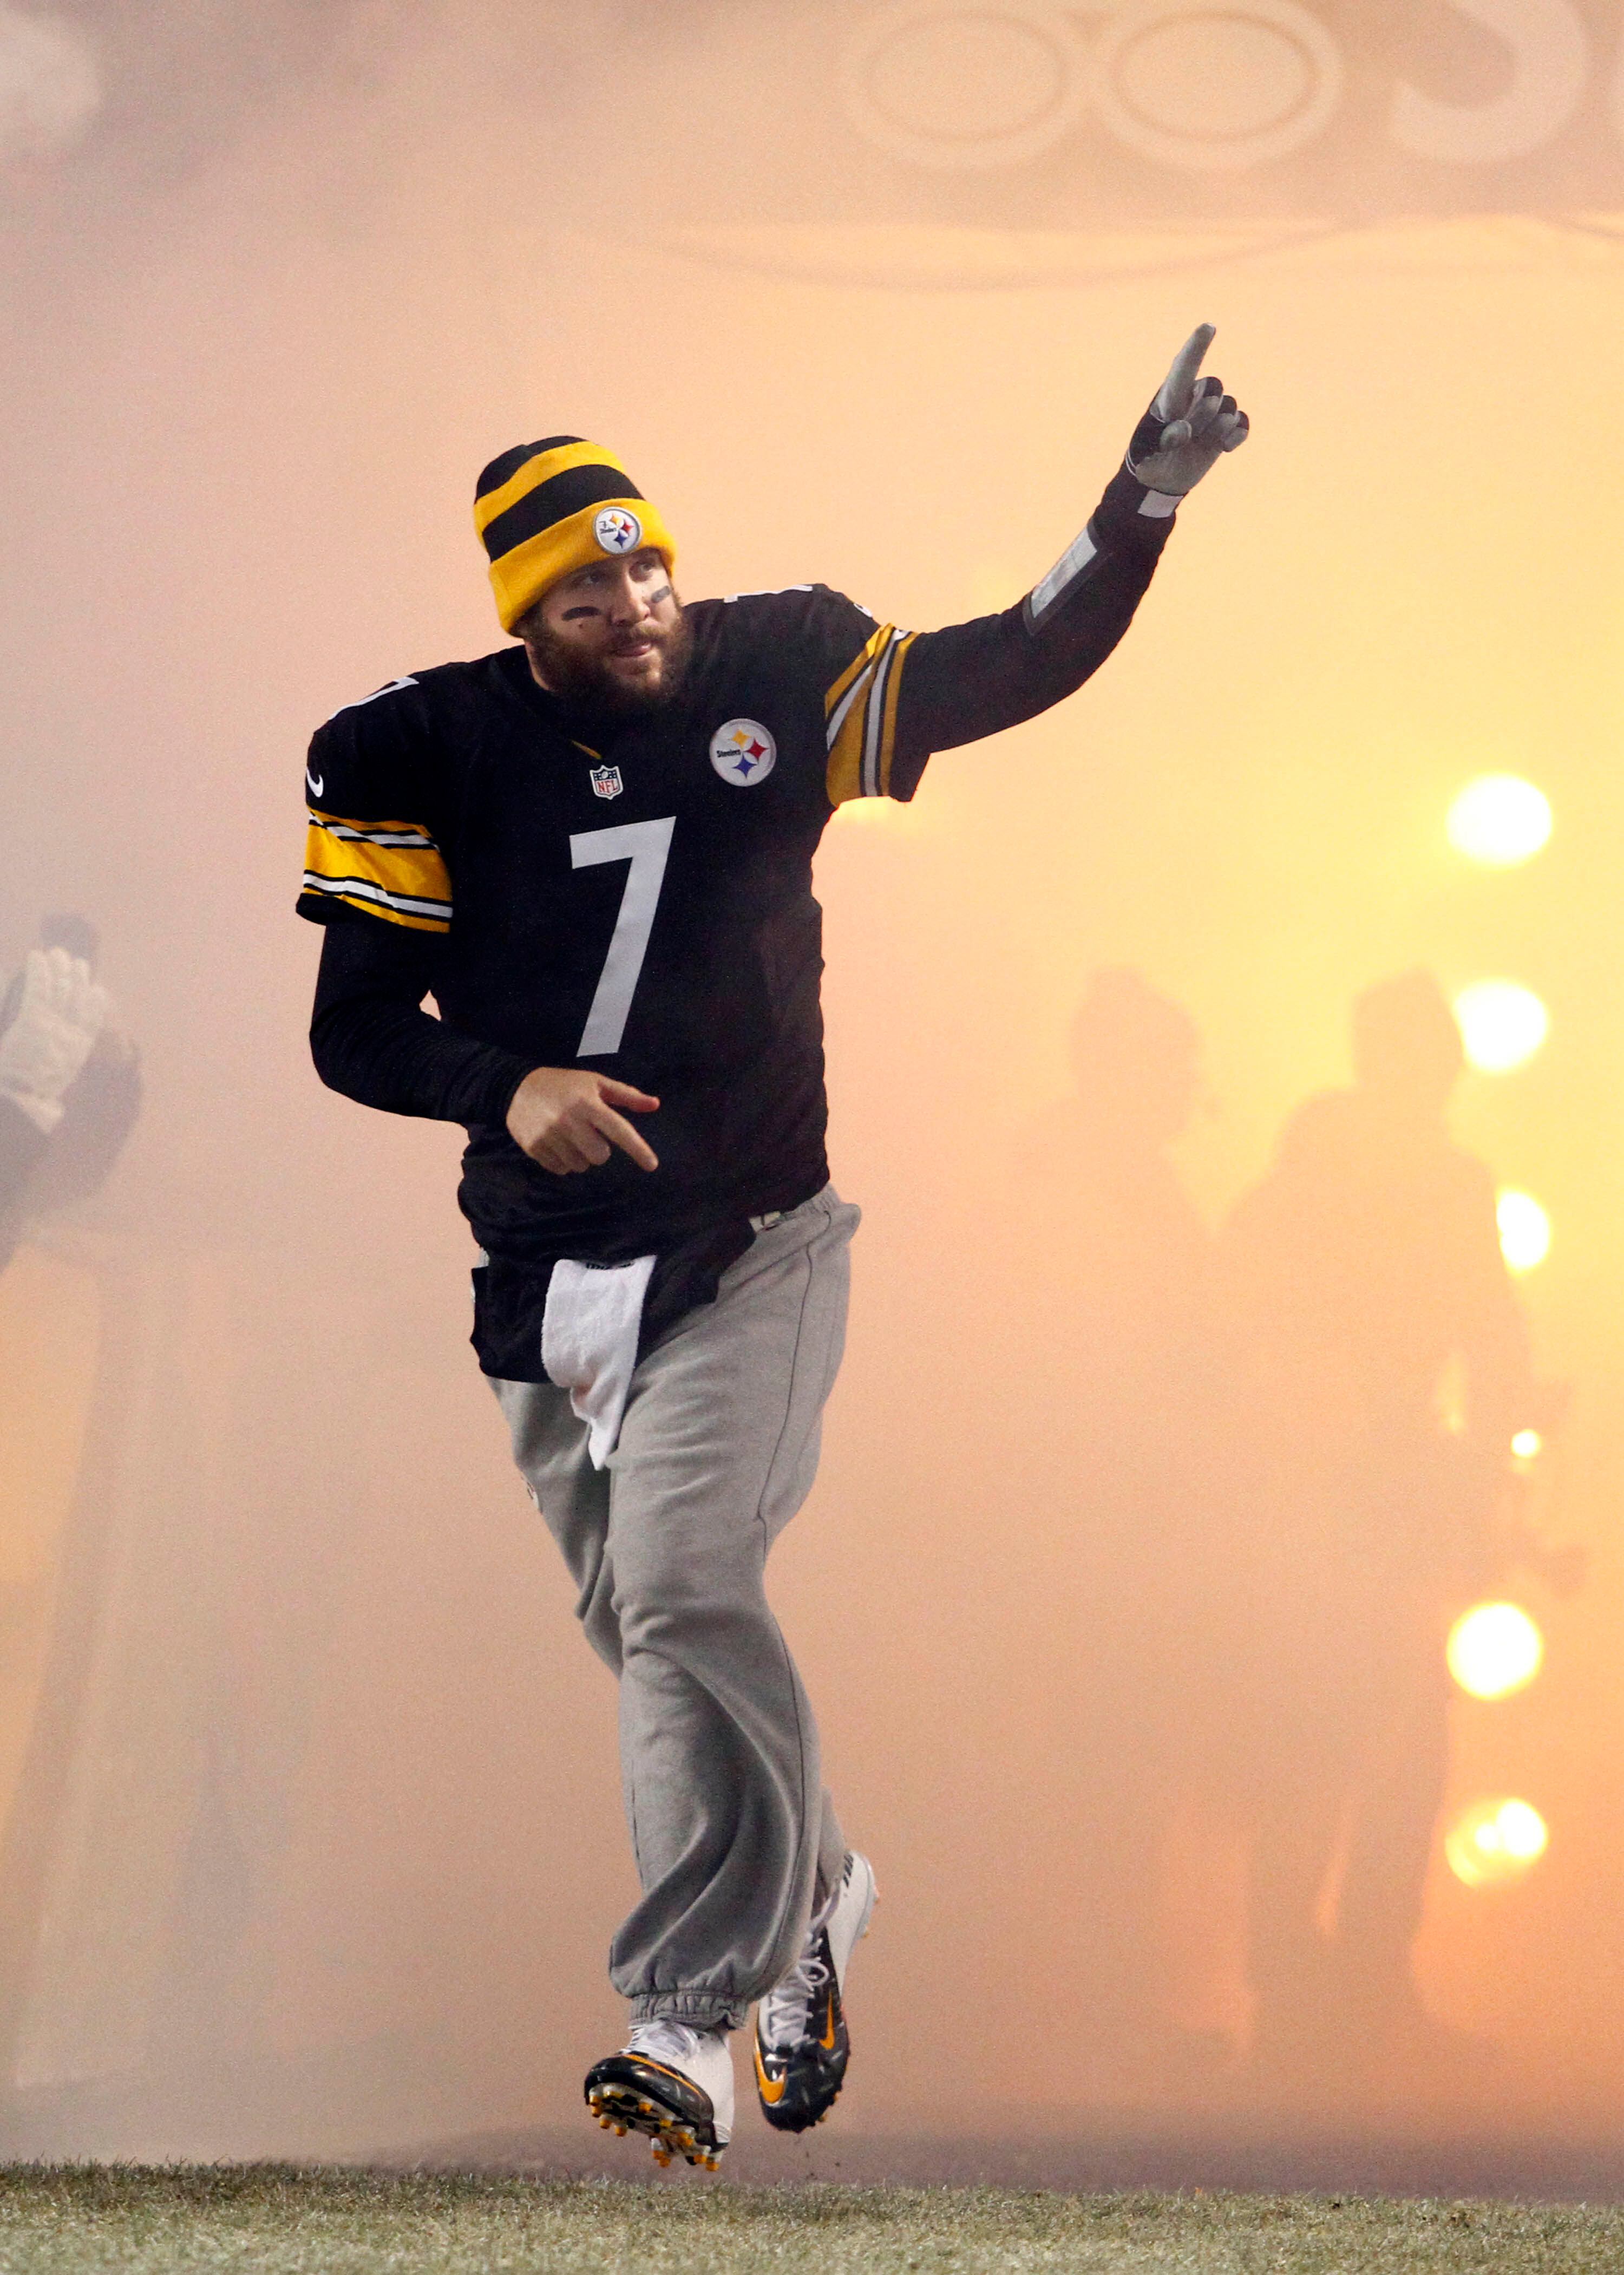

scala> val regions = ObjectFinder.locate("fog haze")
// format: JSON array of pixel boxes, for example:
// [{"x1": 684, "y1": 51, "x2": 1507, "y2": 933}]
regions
[{"x1": 1, "y1": 0, "x2": 1620, "y2": 2163}]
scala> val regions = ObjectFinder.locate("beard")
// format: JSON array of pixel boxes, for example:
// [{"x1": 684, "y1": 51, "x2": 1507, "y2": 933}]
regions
[{"x1": 526, "y1": 605, "x2": 694, "y2": 720}]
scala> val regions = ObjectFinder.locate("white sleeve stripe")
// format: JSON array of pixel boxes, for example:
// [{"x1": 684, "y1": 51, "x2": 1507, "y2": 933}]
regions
[
  {"x1": 308, "y1": 816, "x2": 436, "y2": 848},
  {"x1": 300, "y1": 873, "x2": 451, "y2": 920},
  {"x1": 826, "y1": 662, "x2": 876, "y2": 754},
  {"x1": 862, "y1": 635, "x2": 901, "y2": 799},
  {"x1": 1027, "y1": 526, "x2": 1099, "y2": 627}
]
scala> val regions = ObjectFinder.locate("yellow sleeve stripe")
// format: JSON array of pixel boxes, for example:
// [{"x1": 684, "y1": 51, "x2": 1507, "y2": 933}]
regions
[
  {"x1": 303, "y1": 815, "x2": 452, "y2": 930},
  {"x1": 824, "y1": 624, "x2": 890, "y2": 718},
  {"x1": 876, "y1": 632, "x2": 917, "y2": 797},
  {"x1": 824, "y1": 626, "x2": 913, "y2": 805}
]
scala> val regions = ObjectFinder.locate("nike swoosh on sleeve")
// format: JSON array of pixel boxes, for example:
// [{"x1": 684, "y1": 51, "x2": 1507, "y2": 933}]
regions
[{"x1": 306, "y1": 769, "x2": 325, "y2": 798}]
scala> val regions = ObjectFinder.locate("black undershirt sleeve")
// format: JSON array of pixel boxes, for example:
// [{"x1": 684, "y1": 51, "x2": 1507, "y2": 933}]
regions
[
  {"x1": 888, "y1": 464, "x2": 1172, "y2": 794},
  {"x1": 310, "y1": 919, "x2": 533, "y2": 1128}
]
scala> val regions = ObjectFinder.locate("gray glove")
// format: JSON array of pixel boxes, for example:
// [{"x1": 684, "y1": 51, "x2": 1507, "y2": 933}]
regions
[
  {"x1": 1126, "y1": 324, "x2": 1250, "y2": 498},
  {"x1": 0, "y1": 947, "x2": 110, "y2": 1134}
]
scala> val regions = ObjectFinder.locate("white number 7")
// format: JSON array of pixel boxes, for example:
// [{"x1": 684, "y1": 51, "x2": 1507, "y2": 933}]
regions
[{"x1": 570, "y1": 816, "x2": 676, "y2": 1056}]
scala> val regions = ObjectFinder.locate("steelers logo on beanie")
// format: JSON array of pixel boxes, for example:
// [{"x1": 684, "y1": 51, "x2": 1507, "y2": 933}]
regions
[{"x1": 474, "y1": 437, "x2": 677, "y2": 635}]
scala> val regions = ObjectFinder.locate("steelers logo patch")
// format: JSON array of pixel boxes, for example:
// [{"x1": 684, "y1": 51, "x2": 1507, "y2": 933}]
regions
[
  {"x1": 595, "y1": 506, "x2": 643, "y2": 555},
  {"x1": 710, "y1": 718, "x2": 777, "y2": 786}
]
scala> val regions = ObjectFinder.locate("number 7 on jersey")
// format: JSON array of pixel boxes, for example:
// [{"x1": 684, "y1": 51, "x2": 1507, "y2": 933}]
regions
[{"x1": 570, "y1": 817, "x2": 676, "y2": 1057}]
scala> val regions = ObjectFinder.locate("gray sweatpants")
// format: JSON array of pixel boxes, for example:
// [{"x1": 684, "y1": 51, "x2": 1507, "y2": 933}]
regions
[{"x1": 493, "y1": 1186, "x2": 857, "y2": 2031}]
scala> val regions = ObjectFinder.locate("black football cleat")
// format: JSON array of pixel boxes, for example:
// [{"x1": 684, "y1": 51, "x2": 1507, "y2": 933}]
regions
[
  {"x1": 585, "y1": 2019, "x2": 734, "y2": 2172},
  {"x1": 754, "y1": 1851, "x2": 877, "y2": 2133}
]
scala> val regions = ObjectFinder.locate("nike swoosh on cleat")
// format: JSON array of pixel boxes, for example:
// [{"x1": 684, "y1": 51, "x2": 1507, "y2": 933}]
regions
[
  {"x1": 820, "y1": 1994, "x2": 839, "y2": 2052},
  {"x1": 754, "y1": 2041, "x2": 789, "y2": 2104},
  {"x1": 631, "y1": 2058, "x2": 702, "y2": 2097}
]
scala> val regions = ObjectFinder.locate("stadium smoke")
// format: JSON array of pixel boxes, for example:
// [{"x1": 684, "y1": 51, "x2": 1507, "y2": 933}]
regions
[
  {"x1": 0, "y1": 0, "x2": 1620, "y2": 2176},
  {"x1": 0, "y1": 8, "x2": 100, "y2": 158}
]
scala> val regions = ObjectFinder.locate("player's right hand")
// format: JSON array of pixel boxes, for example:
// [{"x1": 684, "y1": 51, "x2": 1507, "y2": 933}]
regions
[{"x1": 506, "y1": 1066, "x2": 660, "y2": 1176}]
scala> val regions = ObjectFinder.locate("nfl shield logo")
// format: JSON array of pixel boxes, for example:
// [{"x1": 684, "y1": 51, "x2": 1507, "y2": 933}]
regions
[{"x1": 590, "y1": 765, "x2": 624, "y2": 800}]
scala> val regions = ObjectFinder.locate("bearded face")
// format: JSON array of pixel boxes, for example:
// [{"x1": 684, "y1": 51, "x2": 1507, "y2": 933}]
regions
[
  {"x1": 525, "y1": 599, "x2": 693, "y2": 717},
  {"x1": 520, "y1": 549, "x2": 692, "y2": 717}
]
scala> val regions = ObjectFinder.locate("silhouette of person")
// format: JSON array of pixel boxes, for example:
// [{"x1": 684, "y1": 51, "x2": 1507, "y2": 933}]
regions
[
  {"x1": 986, "y1": 969, "x2": 1223, "y2": 2083},
  {"x1": 1221, "y1": 969, "x2": 1532, "y2": 2087}
]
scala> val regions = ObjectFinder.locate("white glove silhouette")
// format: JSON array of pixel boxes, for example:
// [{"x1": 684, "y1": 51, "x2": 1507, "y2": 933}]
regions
[
  {"x1": 1126, "y1": 324, "x2": 1250, "y2": 498},
  {"x1": 0, "y1": 947, "x2": 110, "y2": 1135}
]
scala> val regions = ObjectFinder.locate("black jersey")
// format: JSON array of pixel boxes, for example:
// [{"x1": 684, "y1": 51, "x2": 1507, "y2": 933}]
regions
[
  {"x1": 302, "y1": 585, "x2": 911, "y2": 1259},
  {"x1": 300, "y1": 467, "x2": 1176, "y2": 1300}
]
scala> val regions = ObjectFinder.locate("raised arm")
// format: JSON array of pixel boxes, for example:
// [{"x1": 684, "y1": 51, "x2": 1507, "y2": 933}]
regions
[{"x1": 826, "y1": 326, "x2": 1249, "y2": 800}]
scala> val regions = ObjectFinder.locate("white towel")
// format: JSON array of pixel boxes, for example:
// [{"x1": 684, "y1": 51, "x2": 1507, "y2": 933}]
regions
[{"x1": 542, "y1": 1254, "x2": 657, "y2": 1468}]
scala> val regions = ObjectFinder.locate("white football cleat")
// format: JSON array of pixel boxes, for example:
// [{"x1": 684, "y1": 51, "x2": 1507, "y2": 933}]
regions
[{"x1": 585, "y1": 2017, "x2": 735, "y2": 2170}]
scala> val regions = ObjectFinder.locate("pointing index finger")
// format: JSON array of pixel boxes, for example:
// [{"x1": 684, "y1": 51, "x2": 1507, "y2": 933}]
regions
[
  {"x1": 586, "y1": 1098, "x2": 660, "y2": 1173},
  {"x1": 1155, "y1": 322, "x2": 1217, "y2": 421},
  {"x1": 599, "y1": 1078, "x2": 660, "y2": 1113}
]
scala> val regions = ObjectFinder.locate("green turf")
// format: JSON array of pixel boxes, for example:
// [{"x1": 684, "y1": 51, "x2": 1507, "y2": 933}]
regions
[{"x1": 0, "y1": 2167, "x2": 1619, "y2": 2273}]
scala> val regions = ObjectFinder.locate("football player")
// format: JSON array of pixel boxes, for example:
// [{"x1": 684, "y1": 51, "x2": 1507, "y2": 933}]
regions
[{"x1": 300, "y1": 326, "x2": 1248, "y2": 2169}]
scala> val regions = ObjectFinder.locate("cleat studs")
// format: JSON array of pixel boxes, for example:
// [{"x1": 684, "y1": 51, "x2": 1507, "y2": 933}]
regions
[{"x1": 613, "y1": 2124, "x2": 628, "y2": 2137}]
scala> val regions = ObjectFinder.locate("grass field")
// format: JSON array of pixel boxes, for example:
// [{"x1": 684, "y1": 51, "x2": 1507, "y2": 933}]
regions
[{"x1": 0, "y1": 2168, "x2": 1619, "y2": 2273}]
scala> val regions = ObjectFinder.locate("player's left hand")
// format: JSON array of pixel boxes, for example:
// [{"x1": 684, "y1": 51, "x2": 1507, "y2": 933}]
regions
[{"x1": 1125, "y1": 323, "x2": 1249, "y2": 498}]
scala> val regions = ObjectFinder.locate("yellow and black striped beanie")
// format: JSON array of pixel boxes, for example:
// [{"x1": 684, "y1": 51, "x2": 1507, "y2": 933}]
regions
[{"x1": 474, "y1": 437, "x2": 677, "y2": 635}]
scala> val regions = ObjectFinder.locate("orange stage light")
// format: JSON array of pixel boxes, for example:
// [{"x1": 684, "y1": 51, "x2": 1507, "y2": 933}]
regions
[
  {"x1": 1447, "y1": 775, "x2": 1553, "y2": 867},
  {"x1": 1455, "y1": 980, "x2": 1549, "y2": 1076},
  {"x1": 1497, "y1": 1189, "x2": 1551, "y2": 1274},
  {"x1": 1446, "y1": 1797, "x2": 1550, "y2": 1888},
  {"x1": 1447, "y1": 1602, "x2": 1544, "y2": 1701}
]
